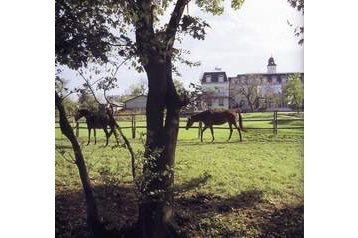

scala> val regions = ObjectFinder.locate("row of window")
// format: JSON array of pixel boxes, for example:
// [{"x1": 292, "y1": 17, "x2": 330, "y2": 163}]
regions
[
  {"x1": 206, "y1": 98, "x2": 225, "y2": 106},
  {"x1": 204, "y1": 75, "x2": 286, "y2": 84},
  {"x1": 205, "y1": 74, "x2": 225, "y2": 83},
  {"x1": 231, "y1": 77, "x2": 285, "y2": 84}
]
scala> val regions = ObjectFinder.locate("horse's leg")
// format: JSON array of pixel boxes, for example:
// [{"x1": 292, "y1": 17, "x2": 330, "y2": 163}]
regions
[
  {"x1": 210, "y1": 126, "x2": 215, "y2": 142},
  {"x1": 201, "y1": 126, "x2": 208, "y2": 142},
  {"x1": 103, "y1": 127, "x2": 109, "y2": 147},
  {"x1": 87, "y1": 128, "x2": 91, "y2": 145},
  {"x1": 233, "y1": 122, "x2": 242, "y2": 142},
  {"x1": 93, "y1": 128, "x2": 97, "y2": 145},
  {"x1": 227, "y1": 123, "x2": 233, "y2": 141}
]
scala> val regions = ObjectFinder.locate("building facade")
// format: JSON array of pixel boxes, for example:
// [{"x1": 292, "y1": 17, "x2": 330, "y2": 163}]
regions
[
  {"x1": 201, "y1": 57, "x2": 303, "y2": 111},
  {"x1": 200, "y1": 71, "x2": 230, "y2": 109}
]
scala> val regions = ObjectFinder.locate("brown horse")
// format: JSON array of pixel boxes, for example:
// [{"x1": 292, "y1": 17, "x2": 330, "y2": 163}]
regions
[
  {"x1": 185, "y1": 109, "x2": 246, "y2": 142},
  {"x1": 74, "y1": 109, "x2": 118, "y2": 146}
]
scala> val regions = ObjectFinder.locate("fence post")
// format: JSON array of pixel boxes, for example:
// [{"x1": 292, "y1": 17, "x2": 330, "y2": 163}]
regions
[
  {"x1": 132, "y1": 114, "x2": 136, "y2": 139},
  {"x1": 198, "y1": 121, "x2": 202, "y2": 139},
  {"x1": 273, "y1": 111, "x2": 278, "y2": 135}
]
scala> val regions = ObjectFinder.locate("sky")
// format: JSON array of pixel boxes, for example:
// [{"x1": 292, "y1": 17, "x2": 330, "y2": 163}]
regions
[{"x1": 59, "y1": 0, "x2": 304, "y2": 98}]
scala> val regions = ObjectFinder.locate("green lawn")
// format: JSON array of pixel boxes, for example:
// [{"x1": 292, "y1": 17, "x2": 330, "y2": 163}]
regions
[{"x1": 55, "y1": 113, "x2": 303, "y2": 237}]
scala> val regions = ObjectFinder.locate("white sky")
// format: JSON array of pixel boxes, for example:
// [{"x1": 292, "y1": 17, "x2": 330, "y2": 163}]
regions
[{"x1": 60, "y1": 0, "x2": 303, "y2": 97}]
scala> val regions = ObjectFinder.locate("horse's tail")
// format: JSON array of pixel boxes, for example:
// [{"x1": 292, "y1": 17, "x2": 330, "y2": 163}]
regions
[{"x1": 237, "y1": 112, "x2": 247, "y2": 132}]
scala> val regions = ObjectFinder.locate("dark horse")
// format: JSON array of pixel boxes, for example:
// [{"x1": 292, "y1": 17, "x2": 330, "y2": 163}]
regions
[
  {"x1": 74, "y1": 108, "x2": 118, "y2": 146},
  {"x1": 186, "y1": 109, "x2": 246, "y2": 142}
]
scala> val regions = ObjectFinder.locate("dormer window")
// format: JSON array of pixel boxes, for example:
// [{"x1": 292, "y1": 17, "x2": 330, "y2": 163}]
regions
[
  {"x1": 206, "y1": 75, "x2": 212, "y2": 83},
  {"x1": 218, "y1": 75, "x2": 224, "y2": 82}
]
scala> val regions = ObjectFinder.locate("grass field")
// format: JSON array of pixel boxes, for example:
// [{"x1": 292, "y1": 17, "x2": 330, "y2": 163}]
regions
[{"x1": 55, "y1": 113, "x2": 303, "y2": 237}]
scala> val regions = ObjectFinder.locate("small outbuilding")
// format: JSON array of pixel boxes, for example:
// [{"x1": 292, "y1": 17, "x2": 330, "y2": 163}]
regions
[{"x1": 124, "y1": 94, "x2": 147, "y2": 110}]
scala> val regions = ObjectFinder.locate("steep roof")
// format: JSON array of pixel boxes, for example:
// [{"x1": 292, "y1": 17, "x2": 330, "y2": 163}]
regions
[
  {"x1": 202, "y1": 71, "x2": 228, "y2": 83},
  {"x1": 123, "y1": 94, "x2": 147, "y2": 103}
]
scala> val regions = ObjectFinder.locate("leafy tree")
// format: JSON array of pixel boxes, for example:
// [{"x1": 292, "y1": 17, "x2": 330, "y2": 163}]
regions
[
  {"x1": 128, "y1": 81, "x2": 147, "y2": 96},
  {"x1": 287, "y1": 0, "x2": 304, "y2": 45},
  {"x1": 234, "y1": 75, "x2": 263, "y2": 111},
  {"x1": 282, "y1": 73, "x2": 304, "y2": 110},
  {"x1": 62, "y1": 98, "x2": 78, "y2": 115},
  {"x1": 56, "y1": 0, "x2": 246, "y2": 237},
  {"x1": 77, "y1": 89, "x2": 98, "y2": 111},
  {"x1": 55, "y1": 76, "x2": 78, "y2": 115},
  {"x1": 173, "y1": 79, "x2": 186, "y2": 95}
]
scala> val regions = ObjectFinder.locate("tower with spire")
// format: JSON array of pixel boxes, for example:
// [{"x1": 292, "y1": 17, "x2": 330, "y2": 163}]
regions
[{"x1": 267, "y1": 56, "x2": 277, "y2": 74}]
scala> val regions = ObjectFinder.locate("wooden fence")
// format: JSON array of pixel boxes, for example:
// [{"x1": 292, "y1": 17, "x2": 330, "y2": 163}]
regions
[{"x1": 56, "y1": 111, "x2": 303, "y2": 139}]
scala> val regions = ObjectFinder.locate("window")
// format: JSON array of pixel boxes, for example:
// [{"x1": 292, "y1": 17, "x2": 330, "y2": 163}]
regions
[
  {"x1": 206, "y1": 75, "x2": 212, "y2": 83},
  {"x1": 219, "y1": 98, "x2": 224, "y2": 106},
  {"x1": 218, "y1": 75, "x2": 224, "y2": 82}
]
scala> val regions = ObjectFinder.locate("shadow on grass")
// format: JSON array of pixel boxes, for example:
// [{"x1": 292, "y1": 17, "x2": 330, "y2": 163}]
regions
[
  {"x1": 174, "y1": 172, "x2": 212, "y2": 193},
  {"x1": 175, "y1": 189, "x2": 264, "y2": 216},
  {"x1": 56, "y1": 183, "x2": 303, "y2": 238},
  {"x1": 56, "y1": 183, "x2": 138, "y2": 238},
  {"x1": 174, "y1": 189, "x2": 303, "y2": 237},
  {"x1": 259, "y1": 204, "x2": 304, "y2": 238}
]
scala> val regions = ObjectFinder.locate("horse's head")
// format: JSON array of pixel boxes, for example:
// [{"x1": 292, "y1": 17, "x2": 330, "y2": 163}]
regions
[
  {"x1": 185, "y1": 116, "x2": 194, "y2": 130},
  {"x1": 74, "y1": 110, "x2": 83, "y2": 121}
]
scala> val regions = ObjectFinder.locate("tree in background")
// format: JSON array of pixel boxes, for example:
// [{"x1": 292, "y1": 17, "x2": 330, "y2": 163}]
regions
[
  {"x1": 55, "y1": 76, "x2": 78, "y2": 115},
  {"x1": 128, "y1": 81, "x2": 148, "y2": 96},
  {"x1": 77, "y1": 89, "x2": 99, "y2": 111},
  {"x1": 282, "y1": 73, "x2": 304, "y2": 110},
  {"x1": 173, "y1": 79, "x2": 186, "y2": 94},
  {"x1": 236, "y1": 75, "x2": 262, "y2": 111}
]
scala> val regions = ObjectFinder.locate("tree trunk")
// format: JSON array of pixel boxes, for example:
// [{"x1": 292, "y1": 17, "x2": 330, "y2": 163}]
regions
[
  {"x1": 55, "y1": 92, "x2": 103, "y2": 238},
  {"x1": 138, "y1": 59, "x2": 181, "y2": 238}
]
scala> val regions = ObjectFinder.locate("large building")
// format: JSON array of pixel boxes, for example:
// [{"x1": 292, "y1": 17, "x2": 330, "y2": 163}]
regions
[
  {"x1": 200, "y1": 71, "x2": 230, "y2": 109},
  {"x1": 201, "y1": 57, "x2": 303, "y2": 111}
]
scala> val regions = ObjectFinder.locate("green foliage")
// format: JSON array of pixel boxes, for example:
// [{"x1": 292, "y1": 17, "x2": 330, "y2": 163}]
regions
[
  {"x1": 77, "y1": 90, "x2": 98, "y2": 111},
  {"x1": 195, "y1": 0, "x2": 244, "y2": 15},
  {"x1": 56, "y1": 0, "x2": 246, "y2": 73},
  {"x1": 179, "y1": 15, "x2": 210, "y2": 40},
  {"x1": 128, "y1": 82, "x2": 147, "y2": 96},
  {"x1": 282, "y1": 74, "x2": 304, "y2": 110},
  {"x1": 62, "y1": 98, "x2": 78, "y2": 115},
  {"x1": 173, "y1": 79, "x2": 186, "y2": 94},
  {"x1": 55, "y1": 0, "x2": 124, "y2": 69}
]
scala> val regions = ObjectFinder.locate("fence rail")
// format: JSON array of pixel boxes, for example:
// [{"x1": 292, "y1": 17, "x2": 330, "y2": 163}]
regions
[{"x1": 55, "y1": 111, "x2": 304, "y2": 138}]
